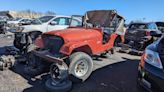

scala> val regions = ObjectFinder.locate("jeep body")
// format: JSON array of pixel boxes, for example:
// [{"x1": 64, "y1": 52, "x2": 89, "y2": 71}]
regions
[
  {"x1": 35, "y1": 27, "x2": 118, "y2": 56},
  {"x1": 27, "y1": 10, "x2": 125, "y2": 82}
]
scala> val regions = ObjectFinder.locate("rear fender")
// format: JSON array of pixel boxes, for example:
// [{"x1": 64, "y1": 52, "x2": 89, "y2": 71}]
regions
[
  {"x1": 108, "y1": 33, "x2": 118, "y2": 45},
  {"x1": 120, "y1": 35, "x2": 125, "y2": 43}
]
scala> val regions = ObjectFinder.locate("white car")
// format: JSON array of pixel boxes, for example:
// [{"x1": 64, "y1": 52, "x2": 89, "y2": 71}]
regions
[
  {"x1": 9, "y1": 15, "x2": 82, "y2": 33},
  {"x1": 21, "y1": 15, "x2": 72, "y2": 33},
  {"x1": 13, "y1": 15, "x2": 82, "y2": 52},
  {"x1": 7, "y1": 18, "x2": 32, "y2": 26}
]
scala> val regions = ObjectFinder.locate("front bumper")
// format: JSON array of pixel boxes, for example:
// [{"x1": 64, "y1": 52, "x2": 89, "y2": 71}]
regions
[
  {"x1": 32, "y1": 50, "x2": 64, "y2": 65},
  {"x1": 138, "y1": 63, "x2": 164, "y2": 91}
]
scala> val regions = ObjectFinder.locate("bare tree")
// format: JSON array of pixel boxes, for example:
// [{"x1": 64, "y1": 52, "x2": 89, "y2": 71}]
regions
[{"x1": 45, "y1": 11, "x2": 56, "y2": 15}]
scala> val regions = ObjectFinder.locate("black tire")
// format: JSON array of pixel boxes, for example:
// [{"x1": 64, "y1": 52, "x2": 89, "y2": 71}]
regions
[
  {"x1": 45, "y1": 79, "x2": 72, "y2": 92},
  {"x1": 137, "y1": 71, "x2": 147, "y2": 92},
  {"x1": 69, "y1": 52, "x2": 93, "y2": 82},
  {"x1": 100, "y1": 51, "x2": 113, "y2": 58},
  {"x1": 13, "y1": 38, "x2": 24, "y2": 50},
  {"x1": 24, "y1": 52, "x2": 46, "y2": 76},
  {"x1": 114, "y1": 36, "x2": 121, "y2": 47}
]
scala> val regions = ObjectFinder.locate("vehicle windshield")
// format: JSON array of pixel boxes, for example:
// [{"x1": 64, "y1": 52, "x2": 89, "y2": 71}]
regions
[
  {"x1": 12, "y1": 18, "x2": 22, "y2": 21},
  {"x1": 0, "y1": 16, "x2": 9, "y2": 21},
  {"x1": 129, "y1": 23, "x2": 147, "y2": 29},
  {"x1": 0, "y1": 17, "x2": 4, "y2": 21},
  {"x1": 69, "y1": 15, "x2": 83, "y2": 27},
  {"x1": 38, "y1": 16, "x2": 54, "y2": 23},
  {"x1": 156, "y1": 22, "x2": 164, "y2": 32},
  {"x1": 31, "y1": 18, "x2": 42, "y2": 24}
]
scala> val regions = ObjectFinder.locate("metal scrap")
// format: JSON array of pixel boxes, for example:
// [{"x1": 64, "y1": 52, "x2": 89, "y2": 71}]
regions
[{"x1": 0, "y1": 55, "x2": 16, "y2": 70}]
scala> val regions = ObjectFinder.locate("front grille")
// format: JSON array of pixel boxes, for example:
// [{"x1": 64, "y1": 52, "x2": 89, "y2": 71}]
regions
[{"x1": 42, "y1": 35, "x2": 64, "y2": 56}]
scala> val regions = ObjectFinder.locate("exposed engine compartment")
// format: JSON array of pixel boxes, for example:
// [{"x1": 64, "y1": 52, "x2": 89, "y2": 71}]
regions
[{"x1": 42, "y1": 35, "x2": 64, "y2": 57}]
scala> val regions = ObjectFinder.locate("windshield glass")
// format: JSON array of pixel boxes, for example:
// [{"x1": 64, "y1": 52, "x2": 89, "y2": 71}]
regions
[
  {"x1": 156, "y1": 22, "x2": 164, "y2": 32},
  {"x1": 129, "y1": 23, "x2": 147, "y2": 29},
  {"x1": 0, "y1": 17, "x2": 4, "y2": 21},
  {"x1": 38, "y1": 16, "x2": 54, "y2": 23},
  {"x1": 12, "y1": 18, "x2": 21, "y2": 21},
  {"x1": 70, "y1": 15, "x2": 83, "y2": 27},
  {"x1": 31, "y1": 19, "x2": 42, "y2": 24}
]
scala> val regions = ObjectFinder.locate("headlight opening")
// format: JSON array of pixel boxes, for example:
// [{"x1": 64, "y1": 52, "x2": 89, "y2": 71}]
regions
[{"x1": 144, "y1": 49, "x2": 163, "y2": 69}]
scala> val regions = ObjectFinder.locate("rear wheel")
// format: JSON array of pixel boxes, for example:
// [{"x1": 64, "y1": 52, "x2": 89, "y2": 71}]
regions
[
  {"x1": 69, "y1": 52, "x2": 93, "y2": 82},
  {"x1": 114, "y1": 36, "x2": 121, "y2": 47}
]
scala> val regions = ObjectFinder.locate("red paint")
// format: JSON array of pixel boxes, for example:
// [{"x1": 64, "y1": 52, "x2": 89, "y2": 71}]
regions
[{"x1": 36, "y1": 27, "x2": 123, "y2": 56}]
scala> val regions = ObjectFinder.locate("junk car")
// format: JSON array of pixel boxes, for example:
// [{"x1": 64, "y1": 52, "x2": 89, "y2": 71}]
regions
[
  {"x1": 138, "y1": 32, "x2": 164, "y2": 92},
  {"x1": 24, "y1": 10, "x2": 126, "y2": 91},
  {"x1": 0, "y1": 16, "x2": 8, "y2": 34},
  {"x1": 155, "y1": 22, "x2": 164, "y2": 33},
  {"x1": 120, "y1": 22, "x2": 162, "y2": 54}
]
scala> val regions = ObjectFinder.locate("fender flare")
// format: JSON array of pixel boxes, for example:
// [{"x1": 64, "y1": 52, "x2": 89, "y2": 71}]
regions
[{"x1": 60, "y1": 42, "x2": 93, "y2": 55}]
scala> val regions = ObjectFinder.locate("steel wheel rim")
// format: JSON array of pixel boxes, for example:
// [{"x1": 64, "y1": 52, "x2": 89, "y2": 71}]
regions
[
  {"x1": 51, "y1": 65, "x2": 61, "y2": 81},
  {"x1": 74, "y1": 59, "x2": 89, "y2": 77},
  {"x1": 50, "y1": 63, "x2": 68, "y2": 83}
]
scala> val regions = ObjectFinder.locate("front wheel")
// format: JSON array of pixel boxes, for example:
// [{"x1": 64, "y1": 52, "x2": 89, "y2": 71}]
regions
[{"x1": 69, "y1": 52, "x2": 93, "y2": 82}]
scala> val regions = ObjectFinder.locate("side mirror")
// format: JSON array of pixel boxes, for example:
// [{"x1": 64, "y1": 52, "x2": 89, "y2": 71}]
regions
[
  {"x1": 50, "y1": 21, "x2": 57, "y2": 25},
  {"x1": 150, "y1": 31, "x2": 162, "y2": 37}
]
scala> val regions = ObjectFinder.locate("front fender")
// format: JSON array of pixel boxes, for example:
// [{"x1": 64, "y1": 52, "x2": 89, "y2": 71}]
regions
[{"x1": 60, "y1": 42, "x2": 92, "y2": 55}]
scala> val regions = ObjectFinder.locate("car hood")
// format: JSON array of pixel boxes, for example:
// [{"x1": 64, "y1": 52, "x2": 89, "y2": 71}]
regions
[
  {"x1": 7, "y1": 21, "x2": 19, "y2": 24},
  {"x1": 43, "y1": 28, "x2": 101, "y2": 42},
  {"x1": 22, "y1": 24, "x2": 43, "y2": 32}
]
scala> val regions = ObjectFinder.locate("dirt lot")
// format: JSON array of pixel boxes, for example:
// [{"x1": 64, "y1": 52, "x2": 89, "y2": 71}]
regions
[{"x1": 0, "y1": 34, "x2": 141, "y2": 92}]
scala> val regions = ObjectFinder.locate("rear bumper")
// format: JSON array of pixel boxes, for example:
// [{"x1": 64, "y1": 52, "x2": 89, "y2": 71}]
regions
[
  {"x1": 33, "y1": 50, "x2": 64, "y2": 65},
  {"x1": 138, "y1": 63, "x2": 164, "y2": 91}
]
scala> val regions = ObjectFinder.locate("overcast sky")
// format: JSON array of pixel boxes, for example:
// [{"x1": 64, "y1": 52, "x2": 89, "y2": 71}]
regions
[{"x1": 0, "y1": 0, "x2": 163, "y2": 23}]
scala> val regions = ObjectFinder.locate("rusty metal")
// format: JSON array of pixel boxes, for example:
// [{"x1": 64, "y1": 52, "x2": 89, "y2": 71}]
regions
[
  {"x1": 33, "y1": 50, "x2": 64, "y2": 65},
  {"x1": 0, "y1": 55, "x2": 16, "y2": 70}
]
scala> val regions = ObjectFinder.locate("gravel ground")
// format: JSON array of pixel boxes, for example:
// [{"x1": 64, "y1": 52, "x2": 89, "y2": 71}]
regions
[{"x1": 0, "y1": 34, "x2": 142, "y2": 92}]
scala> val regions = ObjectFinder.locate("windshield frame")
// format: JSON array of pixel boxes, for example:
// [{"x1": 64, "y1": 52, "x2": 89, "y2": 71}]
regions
[
  {"x1": 129, "y1": 23, "x2": 148, "y2": 29},
  {"x1": 69, "y1": 15, "x2": 83, "y2": 27}
]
